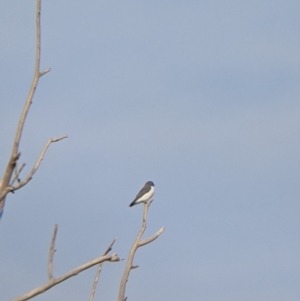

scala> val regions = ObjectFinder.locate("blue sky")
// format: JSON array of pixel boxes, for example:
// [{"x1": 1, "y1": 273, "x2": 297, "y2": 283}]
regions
[{"x1": 1, "y1": 0, "x2": 300, "y2": 300}]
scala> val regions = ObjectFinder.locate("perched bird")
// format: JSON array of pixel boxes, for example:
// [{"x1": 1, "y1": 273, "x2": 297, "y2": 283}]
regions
[{"x1": 129, "y1": 181, "x2": 155, "y2": 207}]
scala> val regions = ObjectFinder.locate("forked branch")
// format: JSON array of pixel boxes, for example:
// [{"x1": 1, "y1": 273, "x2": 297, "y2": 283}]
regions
[
  {"x1": 10, "y1": 225, "x2": 120, "y2": 301},
  {"x1": 0, "y1": 0, "x2": 64, "y2": 216},
  {"x1": 0, "y1": 0, "x2": 43, "y2": 202},
  {"x1": 118, "y1": 201, "x2": 165, "y2": 301},
  {"x1": 10, "y1": 163, "x2": 26, "y2": 186},
  {"x1": 5, "y1": 135, "x2": 68, "y2": 195}
]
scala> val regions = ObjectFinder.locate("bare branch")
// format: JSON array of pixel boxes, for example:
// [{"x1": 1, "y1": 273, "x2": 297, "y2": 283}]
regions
[
  {"x1": 13, "y1": 163, "x2": 19, "y2": 182},
  {"x1": 10, "y1": 228, "x2": 120, "y2": 301},
  {"x1": 88, "y1": 238, "x2": 117, "y2": 301},
  {"x1": 139, "y1": 227, "x2": 165, "y2": 247},
  {"x1": 104, "y1": 238, "x2": 117, "y2": 254},
  {"x1": 14, "y1": 0, "x2": 42, "y2": 153},
  {"x1": 10, "y1": 254, "x2": 120, "y2": 301},
  {"x1": 6, "y1": 135, "x2": 68, "y2": 194},
  {"x1": 118, "y1": 200, "x2": 164, "y2": 301},
  {"x1": 48, "y1": 224, "x2": 58, "y2": 280},
  {"x1": 10, "y1": 163, "x2": 26, "y2": 186},
  {"x1": 40, "y1": 67, "x2": 51, "y2": 77},
  {"x1": 0, "y1": 0, "x2": 41, "y2": 201},
  {"x1": 0, "y1": 0, "x2": 53, "y2": 212}
]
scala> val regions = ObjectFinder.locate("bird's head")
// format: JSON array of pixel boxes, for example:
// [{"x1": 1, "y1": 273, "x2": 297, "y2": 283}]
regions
[{"x1": 146, "y1": 181, "x2": 154, "y2": 186}]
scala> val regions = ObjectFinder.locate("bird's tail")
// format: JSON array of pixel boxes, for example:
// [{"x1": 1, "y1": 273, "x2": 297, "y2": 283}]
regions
[{"x1": 129, "y1": 200, "x2": 136, "y2": 207}]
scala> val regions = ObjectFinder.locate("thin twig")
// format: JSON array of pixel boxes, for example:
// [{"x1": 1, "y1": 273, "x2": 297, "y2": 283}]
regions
[
  {"x1": 118, "y1": 200, "x2": 164, "y2": 301},
  {"x1": 40, "y1": 67, "x2": 51, "y2": 77},
  {"x1": 10, "y1": 163, "x2": 26, "y2": 186},
  {"x1": 48, "y1": 224, "x2": 58, "y2": 280},
  {"x1": 13, "y1": 162, "x2": 19, "y2": 182},
  {"x1": 88, "y1": 238, "x2": 117, "y2": 301}
]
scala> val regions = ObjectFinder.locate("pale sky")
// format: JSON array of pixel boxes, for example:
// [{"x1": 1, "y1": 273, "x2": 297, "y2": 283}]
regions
[{"x1": 1, "y1": 1, "x2": 300, "y2": 301}]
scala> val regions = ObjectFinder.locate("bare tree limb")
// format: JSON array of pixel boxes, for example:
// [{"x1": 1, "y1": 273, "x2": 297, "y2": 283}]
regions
[
  {"x1": 88, "y1": 238, "x2": 117, "y2": 301},
  {"x1": 10, "y1": 255, "x2": 120, "y2": 301},
  {"x1": 10, "y1": 163, "x2": 26, "y2": 186},
  {"x1": 10, "y1": 227, "x2": 120, "y2": 301},
  {"x1": 48, "y1": 224, "x2": 58, "y2": 280},
  {"x1": 0, "y1": 0, "x2": 42, "y2": 201},
  {"x1": 5, "y1": 135, "x2": 68, "y2": 194},
  {"x1": 0, "y1": 0, "x2": 55, "y2": 215},
  {"x1": 118, "y1": 200, "x2": 164, "y2": 301},
  {"x1": 139, "y1": 227, "x2": 165, "y2": 247}
]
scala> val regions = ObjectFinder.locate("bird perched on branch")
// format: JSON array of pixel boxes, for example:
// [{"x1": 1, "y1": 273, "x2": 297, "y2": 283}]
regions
[{"x1": 129, "y1": 181, "x2": 155, "y2": 207}]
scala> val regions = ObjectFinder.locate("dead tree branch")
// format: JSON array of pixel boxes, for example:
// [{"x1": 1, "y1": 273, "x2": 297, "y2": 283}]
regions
[
  {"x1": 0, "y1": 0, "x2": 43, "y2": 202},
  {"x1": 10, "y1": 163, "x2": 26, "y2": 187},
  {"x1": 5, "y1": 135, "x2": 68, "y2": 195},
  {"x1": 0, "y1": 0, "x2": 64, "y2": 217},
  {"x1": 48, "y1": 224, "x2": 58, "y2": 280},
  {"x1": 139, "y1": 227, "x2": 165, "y2": 247},
  {"x1": 118, "y1": 200, "x2": 165, "y2": 301},
  {"x1": 10, "y1": 225, "x2": 120, "y2": 301},
  {"x1": 88, "y1": 238, "x2": 117, "y2": 301}
]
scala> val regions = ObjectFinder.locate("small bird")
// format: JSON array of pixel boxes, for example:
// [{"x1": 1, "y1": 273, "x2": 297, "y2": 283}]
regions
[{"x1": 129, "y1": 181, "x2": 155, "y2": 207}]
